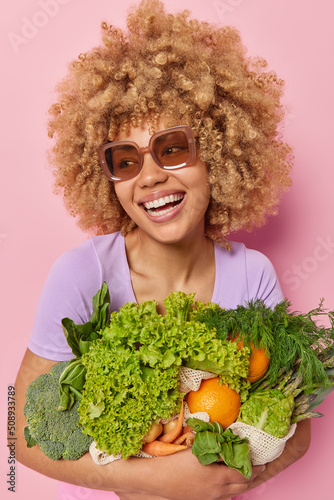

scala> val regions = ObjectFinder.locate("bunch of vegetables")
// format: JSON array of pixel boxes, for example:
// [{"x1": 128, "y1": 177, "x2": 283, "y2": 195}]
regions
[
  {"x1": 24, "y1": 283, "x2": 334, "y2": 479},
  {"x1": 200, "y1": 299, "x2": 334, "y2": 438},
  {"x1": 66, "y1": 289, "x2": 250, "y2": 459}
]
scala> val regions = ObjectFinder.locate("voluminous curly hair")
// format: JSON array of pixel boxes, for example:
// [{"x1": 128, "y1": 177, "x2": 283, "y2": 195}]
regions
[{"x1": 48, "y1": 0, "x2": 292, "y2": 248}]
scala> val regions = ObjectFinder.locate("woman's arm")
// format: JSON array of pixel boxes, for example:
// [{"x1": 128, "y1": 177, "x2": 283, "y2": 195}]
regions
[{"x1": 14, "y1": 349, "x2": 266, "y2": 499}]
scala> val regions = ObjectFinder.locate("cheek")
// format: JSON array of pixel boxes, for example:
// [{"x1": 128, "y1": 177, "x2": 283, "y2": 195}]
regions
[
  {"x1": 114, "y1": 182, "x2": 130, "y2": 204},
  {"x1": 200, "y1": 186, "x2": 211, "y2": 213},
  {"x1": 113, "y1": 183, "x2": 134, "y2": 218},
  {"x1": 193, "y1": 168, "x2": 210, "y2": 207}
]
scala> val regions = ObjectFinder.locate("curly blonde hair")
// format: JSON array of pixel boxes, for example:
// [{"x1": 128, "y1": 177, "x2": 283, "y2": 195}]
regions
[{"x1": 48, "y1": 0, "x2": 292, "y2": 247}]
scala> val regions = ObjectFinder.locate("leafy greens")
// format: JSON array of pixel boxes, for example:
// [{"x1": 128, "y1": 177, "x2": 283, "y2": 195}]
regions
[
  {"x1": 78, "y1": 291, "x2": 250, "y2": 459},
  {"x1": 237, "y1": 389, "x2": 294, "y2": 438},
  {"x1": 58, "y1": 282, "x2": 111, "y2": 410},
  {"x1": 187, "y1": 418, "x2": 252, "y2": 478},
  {"x1": 56, "y1": 283, "x2": 334, "y2": 463}
]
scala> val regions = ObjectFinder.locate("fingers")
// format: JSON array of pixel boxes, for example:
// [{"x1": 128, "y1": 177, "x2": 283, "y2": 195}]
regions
[
  {"x1": 222, "y1": 465, "x2": 266, "y2": 485},
  {"x1": 219, "y1": 466, "x2": 266, "y2": 499}
]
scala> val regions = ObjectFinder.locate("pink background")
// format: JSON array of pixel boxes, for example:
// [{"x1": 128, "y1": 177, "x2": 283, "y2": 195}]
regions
[{"x1": 1, "y1": 0, "x2": 333, "y2": 499}]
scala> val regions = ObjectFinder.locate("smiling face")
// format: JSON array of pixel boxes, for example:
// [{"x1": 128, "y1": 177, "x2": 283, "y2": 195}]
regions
[{"x1": 113, "y1": 122, "x2": 211, "y2": 245}]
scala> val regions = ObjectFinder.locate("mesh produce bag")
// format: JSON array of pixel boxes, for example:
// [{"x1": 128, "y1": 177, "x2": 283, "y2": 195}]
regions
[
  {"x1": 178, "y1": 366, "x2": 216, "y2": 393},
  {"x1": 228, "y1": 421, "x2": 297, "y2": 465}
]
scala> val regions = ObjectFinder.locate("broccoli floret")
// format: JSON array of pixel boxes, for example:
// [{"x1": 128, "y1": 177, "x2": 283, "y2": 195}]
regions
[
  {"x1": 39, "y1": 440, "x2": 65, "y2": 461},
  {"x1": 24, "y1": 361, "x2": 93, "y2": 460},
  {"x1": 62, "y1": 427, "x2": 93, "y2": 461}
]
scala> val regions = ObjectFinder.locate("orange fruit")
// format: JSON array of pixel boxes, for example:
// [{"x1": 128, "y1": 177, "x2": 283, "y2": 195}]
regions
[
  {"x1": 185, "y1": 378, "x2": 241, "y2": 428},
  {"x1": 230, "y1": 333, "x2": 270, "y2": 383},
  {"x1": 247, "y1": 346, "x2": 270, "y2": 382}
]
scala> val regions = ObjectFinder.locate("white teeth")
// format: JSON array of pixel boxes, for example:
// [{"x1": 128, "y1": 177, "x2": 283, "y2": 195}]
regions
[
  {"x1": 143, "y1": 194, "x2": 184, "y2": 209},
  {"x1": 146, "y1": 206, "x2": 176, "y2": 217}
]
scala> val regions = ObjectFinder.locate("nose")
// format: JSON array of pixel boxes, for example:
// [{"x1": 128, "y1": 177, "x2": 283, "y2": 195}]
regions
[{"x1": 136, "y1": 150, "x2": 169, "y2": 187}]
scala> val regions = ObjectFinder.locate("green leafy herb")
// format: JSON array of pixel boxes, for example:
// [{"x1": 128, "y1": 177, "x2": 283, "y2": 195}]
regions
[
  {"x1": 58, "y1": 358, "x2": 87, "y2": 411},
  {"x1": 187, "y1": 418, "x2": 252, "y2": 478},
  {"x1": 197, "y1": 298, "x2": 334, "y2": 393}
]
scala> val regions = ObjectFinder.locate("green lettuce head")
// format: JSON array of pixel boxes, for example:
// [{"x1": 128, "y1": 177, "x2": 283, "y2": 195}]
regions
[{"x1": 237, "y1": 389, "x2": 294, "y2": 438}]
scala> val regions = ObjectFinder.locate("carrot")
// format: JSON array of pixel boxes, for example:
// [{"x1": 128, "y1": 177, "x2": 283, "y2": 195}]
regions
[
  {"x1": 185, "y1": 432, "x2": 195, "y2": 447},
  {"x1": 158, "y1": 400, "x2": 184, "y2": 443},
  {"x1": 182, "y1": 424, "x2": 192, "y2": 434},
  {"x1": 142, "y1": 440, "x2": 187, "y2": 457},
  {"x1": 173, "y1": 431, "x2": 193, "y2": 445}
]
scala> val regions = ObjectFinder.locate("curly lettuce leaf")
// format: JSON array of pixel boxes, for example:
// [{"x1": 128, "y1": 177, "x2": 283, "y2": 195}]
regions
[{"x1": 79, "y1": 342, "x2": 182, "y2": 458}]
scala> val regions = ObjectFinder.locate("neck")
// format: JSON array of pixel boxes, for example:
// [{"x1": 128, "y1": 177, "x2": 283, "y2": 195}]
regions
[{"x1": 124, "y1": 228, "x2": 214, "y2": 288}]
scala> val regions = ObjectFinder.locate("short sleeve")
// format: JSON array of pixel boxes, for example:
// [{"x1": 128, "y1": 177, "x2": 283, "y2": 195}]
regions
[
  {"x1": 213, "y1": 241, "x2": 284, "y2": 309},
  {"x1": 245, "y1": 248, "x2": 284, "y2": 308},
  {"x1": 28, "y1": 241, "x2": 103, "y2": 361}
]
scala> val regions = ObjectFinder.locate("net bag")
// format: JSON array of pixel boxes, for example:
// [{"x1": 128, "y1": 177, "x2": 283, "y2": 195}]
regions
[
  {"x1": 182, "y1": 367, "x2": 297, "y2": 466},
  {"x1": 178, "y1": 366, "x2": 216, "y2": 393},
  {"x1": 228, "y1": 421, "x2": 297, "y2": 465}
]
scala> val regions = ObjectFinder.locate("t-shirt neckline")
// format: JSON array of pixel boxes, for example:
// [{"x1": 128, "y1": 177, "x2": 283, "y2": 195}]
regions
[{"x1": 120, "y1": 233, "x2": 220, "y2": 306}]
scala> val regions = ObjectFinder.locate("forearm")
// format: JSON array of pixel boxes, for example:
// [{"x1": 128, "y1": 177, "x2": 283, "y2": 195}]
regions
[
  {"x1": 17, "y1": 446, "x2": 121, "y2": 492},
  {"x1": 16, "y1": 420, "x2": 169, "y2": 496},
  {"x1": 13, "y1": 349, "x2": 184, "y2": 497},
  {"x1": 249, "y1": 419, "x2": 311, "y2": 490},
  {"x1": 15, "y1": 437, "x2": 265, "y2": 500}
]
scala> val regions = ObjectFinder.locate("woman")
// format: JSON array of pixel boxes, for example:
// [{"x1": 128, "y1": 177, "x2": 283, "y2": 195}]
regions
[{"x1": 14, "y1": 1, "x2": 310, "y2": 498}]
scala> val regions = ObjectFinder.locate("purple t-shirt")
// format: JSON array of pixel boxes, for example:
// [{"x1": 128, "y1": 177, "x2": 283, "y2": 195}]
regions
[{"x1": 28, "y1": 232, "x2": 283, "y2": 361}]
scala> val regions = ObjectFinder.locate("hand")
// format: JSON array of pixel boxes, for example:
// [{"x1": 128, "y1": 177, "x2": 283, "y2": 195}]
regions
[{"x1": 112, "y1": 448, "x2": 266, "y2": 500}]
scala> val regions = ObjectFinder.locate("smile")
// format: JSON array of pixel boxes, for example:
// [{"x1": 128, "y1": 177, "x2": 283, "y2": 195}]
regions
[{"x1": 142, "y1": 193, "x2": 185, "y2": 217}]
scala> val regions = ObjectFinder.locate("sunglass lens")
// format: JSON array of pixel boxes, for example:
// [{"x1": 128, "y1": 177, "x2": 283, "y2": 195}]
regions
[
  {"x1": 152, "y1": 131, "x2": 190, "y2": 168},
  {"x1": 106, "y1": 144, "x2": 140, "y2": 180}
]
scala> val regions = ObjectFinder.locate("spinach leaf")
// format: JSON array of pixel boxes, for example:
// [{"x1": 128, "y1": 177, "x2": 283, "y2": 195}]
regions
[
  {"x1": 187, "y1": 418, "x2": 252, "y2": 478},
  {"x1": 61, "y1": 282, "x2": 110, "y2": 357}
]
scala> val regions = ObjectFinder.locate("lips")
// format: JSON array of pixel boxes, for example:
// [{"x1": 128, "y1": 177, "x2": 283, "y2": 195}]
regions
[{"x1": 140, "y1": 192, "x2": 185, "y2": 219}]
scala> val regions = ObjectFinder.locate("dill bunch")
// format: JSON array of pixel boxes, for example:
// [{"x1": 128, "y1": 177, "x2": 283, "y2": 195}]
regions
[{"x1": 196, "y1": 299, "x2": 334, "y2": 394}]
